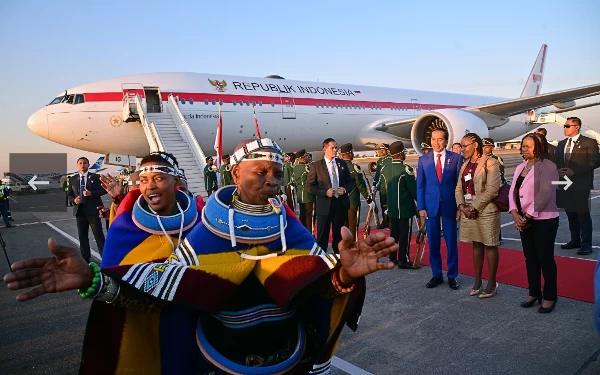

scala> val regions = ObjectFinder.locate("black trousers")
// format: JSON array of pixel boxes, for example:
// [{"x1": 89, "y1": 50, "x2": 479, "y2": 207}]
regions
[
  {"x1": 519, "y1": 217, "x2": 559, "y2": 301},
  {"x1": 565, "y1": 189, "x2": 592, "y2": 246},
  {"x1": 390, "y1": 218, "x2": 410, "y2": 263},
  {"x1": 76, "y1": 213, "x2": 106, "y2": 262},
  {"x1": 316, "y1": 198, "x2": 347, "y2": 254}
]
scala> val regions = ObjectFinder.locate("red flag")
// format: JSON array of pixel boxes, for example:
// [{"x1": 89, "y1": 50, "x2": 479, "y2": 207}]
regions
[
  {"x1": 253, "y1": 105, "x2": 262, "y2": 139},
  {"x1": 214, "y1": 103, "x2": 222, "y2": 168}
]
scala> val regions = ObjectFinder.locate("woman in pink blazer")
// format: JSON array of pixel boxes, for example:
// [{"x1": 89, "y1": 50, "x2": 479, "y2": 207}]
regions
[{"x1": 509, "y1": 133, "x2": 560, "y2": 313}]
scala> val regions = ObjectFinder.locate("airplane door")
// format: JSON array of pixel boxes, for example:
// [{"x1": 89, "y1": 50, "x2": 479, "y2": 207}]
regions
[
  {"x1": 279, "y1": 91, "x2": 296, "y2": 119},
  {"x1": 411, "y1": 99, "x2": 422, "y2": 116}
]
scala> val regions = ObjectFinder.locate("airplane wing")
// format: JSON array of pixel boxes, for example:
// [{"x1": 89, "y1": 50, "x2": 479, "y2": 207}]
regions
[
  {"x1": 474, "y1": 83, "x2": 600, "y2": 117},
  {"x1": 381, "y1": 83, "x2": 600, "y2": 129}
]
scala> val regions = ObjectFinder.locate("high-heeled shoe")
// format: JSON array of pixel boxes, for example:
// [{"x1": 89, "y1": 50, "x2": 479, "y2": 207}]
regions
[
  {"x1": 469, "y1": 286, "x2": 483, "y2": 296},
  {"x1": 538, "y1": 299, "x2": 557, "y2": 314},
  {"x1": 479, "y1": 282, "x2": 499, "y2": 298},
  {"x1": 520, "y1": 295, "x2": 542, "y2": 308}
]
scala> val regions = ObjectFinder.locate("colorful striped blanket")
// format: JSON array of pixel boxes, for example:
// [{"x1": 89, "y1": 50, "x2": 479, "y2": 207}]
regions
[{"x1": 80, "y1": 190, "x2": 365, "y2": 375}]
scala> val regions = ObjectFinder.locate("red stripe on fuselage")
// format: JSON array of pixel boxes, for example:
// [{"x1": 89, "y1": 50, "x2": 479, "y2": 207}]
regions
[{"x1": 83, "y1": 91, "x2": 463, "y2": 111}]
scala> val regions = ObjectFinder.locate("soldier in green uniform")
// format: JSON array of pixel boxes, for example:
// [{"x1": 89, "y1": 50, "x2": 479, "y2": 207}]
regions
[
  {"x1": 380, "y1": 141, "x2": 417, "y2": 268},
  {"x1": 292, "y1": 149, "x2": 315, "y2": 233},
  {"x1": 282, "y1": 152, "x2": 295, "y2": 209},
  {"x1": 482, "y1": 138, "x2": 505, "y2": 184},
  {"x1": 219, "y1": 154, "x2": 233, "y2": 187},
  {"x1": 338, "y1": 143, "x2": 372, "y2": 242},
  {"x1": 204, "y1": 156, "x2": 218, "y2": 196},
  {"x1": 373, "y1": 143, "x2": 391, "y2": 229},
  {"x1": 483, "y1": 138, "x2": 505, "y2": 243}
]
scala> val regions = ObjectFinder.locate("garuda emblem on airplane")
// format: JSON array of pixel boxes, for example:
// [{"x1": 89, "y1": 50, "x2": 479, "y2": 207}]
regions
[{"x1": 208, "y1": 78, "x2": 227, "y2": 92}]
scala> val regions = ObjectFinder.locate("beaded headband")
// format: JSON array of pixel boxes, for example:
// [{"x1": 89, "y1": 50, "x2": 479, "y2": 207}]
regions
[
  {"x1": 149, "y1": 151, "x2": 178, "y2": 167},
  {"x1": 231, "y1": 138, "x2": 284, "y2": 165},
  {"x1": 137, "y1": 165, "x2": 178, "y2": 176}
]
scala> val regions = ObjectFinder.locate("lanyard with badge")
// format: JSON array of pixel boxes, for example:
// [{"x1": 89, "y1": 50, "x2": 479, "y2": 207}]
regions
[{"x1": 463, "y1": 158, "x2": 479, "y2": 201}]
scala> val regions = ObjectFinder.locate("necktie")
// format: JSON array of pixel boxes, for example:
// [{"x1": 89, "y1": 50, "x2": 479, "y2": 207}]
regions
[
  {"x1": 331, "y1": 161, "x2": 339, "y2": 198},
  {"x1": 80, "y1": 175, "x2": 85, "y2": 204},
  {"x1": 436, "y1": 153, "x2": 443, "y2": 183},
  {"x1": 565, "y1": 137, "x2": 572, "y2": 163}
]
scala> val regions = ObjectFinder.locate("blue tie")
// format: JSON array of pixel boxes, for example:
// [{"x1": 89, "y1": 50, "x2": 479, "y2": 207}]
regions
[{"x1": 80, "y1": 175, "x2": 85, "y2": 204}]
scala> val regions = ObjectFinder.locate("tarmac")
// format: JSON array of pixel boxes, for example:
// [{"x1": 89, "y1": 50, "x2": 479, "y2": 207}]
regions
[{"x1": 1, "y1": 149, "x2": 599, "y2": 375}]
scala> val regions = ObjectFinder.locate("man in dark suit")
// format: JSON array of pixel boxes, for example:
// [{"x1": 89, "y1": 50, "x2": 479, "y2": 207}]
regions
[
  {"x1": 536, "y1": 127, "x2": 556, "y2": 162},
  {"x1": 68, "y1": 157, "x2": 107, "y2": 262},
  {"x1": 417, "y1": 129, "x2": 464, "y2": 289},
  {"x1": 555, "y1": 117, "x2": 600, "y2": 255},
  {"x1": 306, "y1": 138, "x2": 355, "y2": 254}
]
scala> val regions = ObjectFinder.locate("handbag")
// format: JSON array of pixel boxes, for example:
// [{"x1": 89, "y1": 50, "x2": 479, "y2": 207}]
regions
[{"x1": 484, "y1": 158, "x2": 510, "y2": 212}]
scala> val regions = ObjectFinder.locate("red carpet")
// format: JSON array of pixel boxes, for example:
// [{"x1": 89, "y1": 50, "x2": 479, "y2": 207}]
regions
[{"x1": 324, "y1": 226, "x2": 596, "y2": 303}]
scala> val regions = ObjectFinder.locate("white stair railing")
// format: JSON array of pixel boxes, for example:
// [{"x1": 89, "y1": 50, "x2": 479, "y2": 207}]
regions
[
  {"x1": 166, "y1": 94, "x2": 207, "y2": 171},
  {"x1": 135, "y1": 94, "x2": 164, "y2": 152}
]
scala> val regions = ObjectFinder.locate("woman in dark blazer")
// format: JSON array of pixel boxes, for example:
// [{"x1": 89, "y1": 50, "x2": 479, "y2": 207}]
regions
[{"x1": 508, "y1": 133, "x2": 560, "y2": 313}]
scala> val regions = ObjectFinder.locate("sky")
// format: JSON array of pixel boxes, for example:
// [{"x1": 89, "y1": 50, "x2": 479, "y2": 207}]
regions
[{"x1": 1, "y1": 0, "x2": 599, "y2": 173}]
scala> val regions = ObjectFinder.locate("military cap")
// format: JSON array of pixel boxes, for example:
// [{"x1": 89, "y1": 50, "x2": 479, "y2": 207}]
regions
[
  {"x1": 482, "y1": 138, "x2": 495, "y2": 146},
  {"x1": 222, "y1": 154, "x2": 230, "y2": 160},
  {"x1": 421, "y1": 142, "x2": 432, "y2": 149},
  {"x1": 295, "y1": 149, "x2": 306, "y2": 158},
  {"x1": 206, "y1": 156, "x2": 213, "y2": 162},
  {"x1": 379, "y1": 143, "x2": 390, "y2": 149},
  {"x1": 306, "y1": 152, "x2": 312, "y2": 158},
  {"x1": 389, "y1": 141, "x2": 406, "y2": 156},
  {"x1": 285, "y1": 152, "x2": 295, "y2": 158},
  {"x1": 339, "y1": 143, "x2": 354, "y2": 154}
]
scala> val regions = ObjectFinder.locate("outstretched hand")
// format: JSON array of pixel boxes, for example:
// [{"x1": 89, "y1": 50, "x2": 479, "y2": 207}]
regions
[
  {"x1": 100, "y1": 174, "x2": 123, "y2": 198},
  {"x1": 3, "y1": 238, "x2": 93, "y2": 302},
  {"x1": 338, "y1": 226, "x2": 397, "y2": 284}
]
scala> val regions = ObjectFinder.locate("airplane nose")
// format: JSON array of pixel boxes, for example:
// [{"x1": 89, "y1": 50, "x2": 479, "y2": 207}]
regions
[{"x1": 27, "y1": 108, "x2": 48, "y2": 138}]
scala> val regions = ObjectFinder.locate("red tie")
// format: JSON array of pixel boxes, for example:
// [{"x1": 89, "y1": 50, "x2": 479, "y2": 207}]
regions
[{"x1": 436, "y1": 153, "x2": 443, "y2": 182}]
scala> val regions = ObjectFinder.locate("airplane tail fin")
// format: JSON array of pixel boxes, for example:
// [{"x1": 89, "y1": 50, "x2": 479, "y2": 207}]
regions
[
  {"x1": 520, "y1": 44, "x2": 547, "y2": 98},
  {"x1": 91, "y1": 156, "x2": 105, "y2": 170}
]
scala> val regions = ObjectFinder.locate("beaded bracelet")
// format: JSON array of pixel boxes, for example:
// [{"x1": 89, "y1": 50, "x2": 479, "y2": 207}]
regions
[
  {"x1": 78, "y1": 262, "x2": 102, "y2": 299},
  {"x1": 331, "y1": 268, "x2": 356, "y2": 294}
]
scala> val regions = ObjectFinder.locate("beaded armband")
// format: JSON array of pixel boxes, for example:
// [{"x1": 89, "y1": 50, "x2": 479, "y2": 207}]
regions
[
  {"x1": 331, "y1": 268, "x2": 356, "y2": 294},
  {"x1": 78, "y1": 262, "x2": 102, "y2": 299}
]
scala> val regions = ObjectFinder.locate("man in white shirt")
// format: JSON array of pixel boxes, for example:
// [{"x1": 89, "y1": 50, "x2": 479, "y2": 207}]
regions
[
  {"x1": 306, "y1": 138, "x2": 355, "y2": 254},
  {"x1": 68, "y1": 157, "x2": 107, "y2": 262},
  {"x1": 556, "y1": 117, "x2": 600, "y2": 255}
]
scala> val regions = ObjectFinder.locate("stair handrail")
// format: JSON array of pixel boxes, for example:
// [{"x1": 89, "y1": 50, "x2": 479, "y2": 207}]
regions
[
  {"x1": 167, "y1": 94, "x2": 207, "y2": 171},
  {"x1": 134, "y1": 94, "x2": 164, "y2": 152}
]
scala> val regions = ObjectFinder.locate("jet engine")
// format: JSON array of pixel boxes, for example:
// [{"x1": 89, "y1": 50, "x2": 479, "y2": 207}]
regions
[{"x1": 410, "y1": 109, "x2": 490, "y2": 154}]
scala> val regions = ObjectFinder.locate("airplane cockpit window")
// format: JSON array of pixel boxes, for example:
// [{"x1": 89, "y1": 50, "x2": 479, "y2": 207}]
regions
[
  {"x1": 63, "y1": 95, "x2": 74, "y2": 104},
  {"x1": 74, "y1": 94, "x2": 85, "y2": 104},
  {"x1": 48, "y1": 96, "x2": 64, "y2": 105}
]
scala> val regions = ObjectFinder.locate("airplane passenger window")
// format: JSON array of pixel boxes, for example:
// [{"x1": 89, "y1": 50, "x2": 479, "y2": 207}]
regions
[
  {"x1": 204, "y1": 99, "x2": 209, "y2": 105},
  {"x1": 252, "y1": 101, "x2": 256, "y2": 106},
  {"x1": 219, "y1": 100, "x2": 223, "y2": 105},
  {"x1": 211, "y1": 100, "x2": 216, "y2": 105},
  {"x1": 233, "y1": 100, "x2": 237, "y2": 105},
  {"x1": 189, "y1": 98, "x2": 194, "y2": 104},
  {"x1": 181, "y1": 98, "x2": 186, "y2": 104},
  {"x1": 271, "y1": 102, "x2": 275, "y2": 107},
  {"x1": 246, "y1": 101, "x2": 250, "y2": 106},
  {"x1": 259, "y1": 101, "x2": 262, "y2": 106}
]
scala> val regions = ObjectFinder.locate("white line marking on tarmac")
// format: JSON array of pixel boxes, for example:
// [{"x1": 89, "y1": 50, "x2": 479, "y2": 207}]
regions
[
  {"x1": 501, "y1": 221, "x2": 514, "y2": 228},
  {"x1": 331, "y1": 356, "x2": 374, "y2": 375},
  {"x1": 44, "y1": 222, "x2": 102, "y2": 260},
  {"x1": 10, "y1": 218, "x2": 74, "y2": 227},
  {"x1": 500, "y1": 237, "x2": 600, "y2": 253},
  {"x1": 8, "y1": 196, "x2": 17, "y2": 203}
]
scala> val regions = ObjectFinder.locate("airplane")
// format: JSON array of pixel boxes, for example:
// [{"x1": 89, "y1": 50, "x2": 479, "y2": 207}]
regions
[
  {"x1": 26, "y1": 44, "x2": 600, "y2": 163},
  {"x1": 9, "y1": 156, "x2": 106, "y2": 183}
]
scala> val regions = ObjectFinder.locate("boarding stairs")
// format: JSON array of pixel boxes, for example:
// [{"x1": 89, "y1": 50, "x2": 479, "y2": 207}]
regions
[
  {"x1": 126, "y1": 93, "x2": 209, "y2": 199},
  {"x1": 530, "y1": 112, "x2": 569, "y2": 126}
]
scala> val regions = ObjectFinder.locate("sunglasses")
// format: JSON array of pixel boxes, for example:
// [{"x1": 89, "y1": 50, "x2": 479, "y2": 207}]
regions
[{"x1": 564, "y1": 125, "x2": 579, "y2": 129}]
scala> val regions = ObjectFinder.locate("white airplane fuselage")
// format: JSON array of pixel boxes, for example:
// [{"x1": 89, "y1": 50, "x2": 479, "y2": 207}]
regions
[{"x1": 27, "y1": 72, "x2": 536, "y2": 157}]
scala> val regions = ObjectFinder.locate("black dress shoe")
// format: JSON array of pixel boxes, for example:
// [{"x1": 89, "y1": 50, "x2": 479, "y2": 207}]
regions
[
  {"x1": 5, "y1": 224, "x2": 14, "y2": 228},
  {"x1": 577, "y1": 246, "x2": 593, "y2": 255},
  {"x1": 538, "y1": 300, "x2": 557, "y2": 314},
  {"x1": 426, "y1": 276, "x2": 444, "y2": 288},
  {"x1": 520, "y1": 295, "x2": 542, "y2": 308},
  {"x1": 448, "y1": 278, "x2": 459, "y2": 290},
  {"x1": 398, "y1": 261, "x2": 414, "y2": 269},
  {"x1": 561, "y1": 241, "x2": 581, "y2": 250}
]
